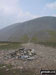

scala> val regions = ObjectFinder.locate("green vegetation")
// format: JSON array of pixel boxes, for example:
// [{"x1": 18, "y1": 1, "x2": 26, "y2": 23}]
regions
[
  {"x1": 20, "y1": 35, "x2": 29, "y2": 43},
  {"x1": 31, "y1": 36, "x2": 39, "y2": 43},
  {"x1": 38, "y1": 42, "x2": 56, "y2": 48},
  {"x1": 0, "y1": 64, "x2": 36, "y2": 75},
  {"x1": 0, "y1": 69, "x2": 35, "y2": 75},
  {"x1": 31, "y1": 30, "x2": 56, "y2": 48},
  {"x1": 48, "y1": 30, "x2": 56, "y2": 42},
  {"x1": 0, "y1": 42, "x2": 21, "y2": 50},
  {"x1": 48, "y1": 30, "x2": 56, "y2": 35}
]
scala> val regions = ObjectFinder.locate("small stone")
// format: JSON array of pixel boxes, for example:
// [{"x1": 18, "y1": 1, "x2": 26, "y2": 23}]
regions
[
  {"x1": 2, "y1": 66, "x2": 6, "y2": 68},
  {"x1": 6, "y1": 69, "x2": 9, "y2": 71}
]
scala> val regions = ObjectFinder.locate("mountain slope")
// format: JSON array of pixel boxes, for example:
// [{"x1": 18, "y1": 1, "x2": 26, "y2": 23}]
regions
[{"x1": 0, "y1": 16, "x2": 56, "y2": 42}]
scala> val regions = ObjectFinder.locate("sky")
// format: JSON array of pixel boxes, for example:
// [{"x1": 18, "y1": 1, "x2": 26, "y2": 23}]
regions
[{"x1": 0, "y1": 0, "x2": 56, "y2": 29}]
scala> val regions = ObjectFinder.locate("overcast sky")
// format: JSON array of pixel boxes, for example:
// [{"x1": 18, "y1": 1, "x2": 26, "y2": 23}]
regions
[{"x1": 0, "y1": 0, "x2": 56, "y2": 29}]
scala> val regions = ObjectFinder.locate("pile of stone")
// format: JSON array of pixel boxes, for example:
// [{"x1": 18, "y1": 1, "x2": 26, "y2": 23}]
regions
[{"x1": 5, "y1": 48, "x2": 36, "y2": 60}]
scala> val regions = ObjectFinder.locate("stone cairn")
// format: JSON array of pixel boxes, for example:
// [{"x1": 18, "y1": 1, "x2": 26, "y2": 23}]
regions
[{"x1": 4, "y1": 48, "x2": 36, "y2": 60}]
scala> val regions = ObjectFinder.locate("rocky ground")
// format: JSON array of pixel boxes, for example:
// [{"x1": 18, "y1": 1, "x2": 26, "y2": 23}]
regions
[{"x1": 0, "y1": 43, "x2": 56, "y2": 75}]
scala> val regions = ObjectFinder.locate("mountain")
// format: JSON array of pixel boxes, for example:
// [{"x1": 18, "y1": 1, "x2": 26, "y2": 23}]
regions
[{"x1": 0, "y1": 16, "x2": 56, "y2": 43}]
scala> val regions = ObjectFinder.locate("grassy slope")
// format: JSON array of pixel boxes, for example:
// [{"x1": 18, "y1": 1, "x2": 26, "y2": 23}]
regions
[
  {"x1": 0, "y1": 30, "x2": 56, "y2": 49},
  {"x1": 0, "y1": 42, "x2": 21, "y2": 50}
]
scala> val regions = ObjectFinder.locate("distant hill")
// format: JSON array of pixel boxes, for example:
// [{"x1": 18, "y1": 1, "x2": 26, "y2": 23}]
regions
[{"x1": 0, "y1": 16, "x2": 56, "y2": 43}]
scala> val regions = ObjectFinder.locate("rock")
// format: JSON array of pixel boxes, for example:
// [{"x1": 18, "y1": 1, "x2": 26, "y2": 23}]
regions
[
  {"x1": 27, "y1": 57, "x2": 35, "y2": 60},
  {"x1": 21, "y1": 55, "x2": 29, "y2": 59},
  {"x1": 2, "y1": 66, "x2": 6, "y2": 68},
  {"x1": 6, "y1": 69, "x2": 9, "y2": 71},
  {"x1": 4, "y1": 48, "x2": 36, "y2": 60}
]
